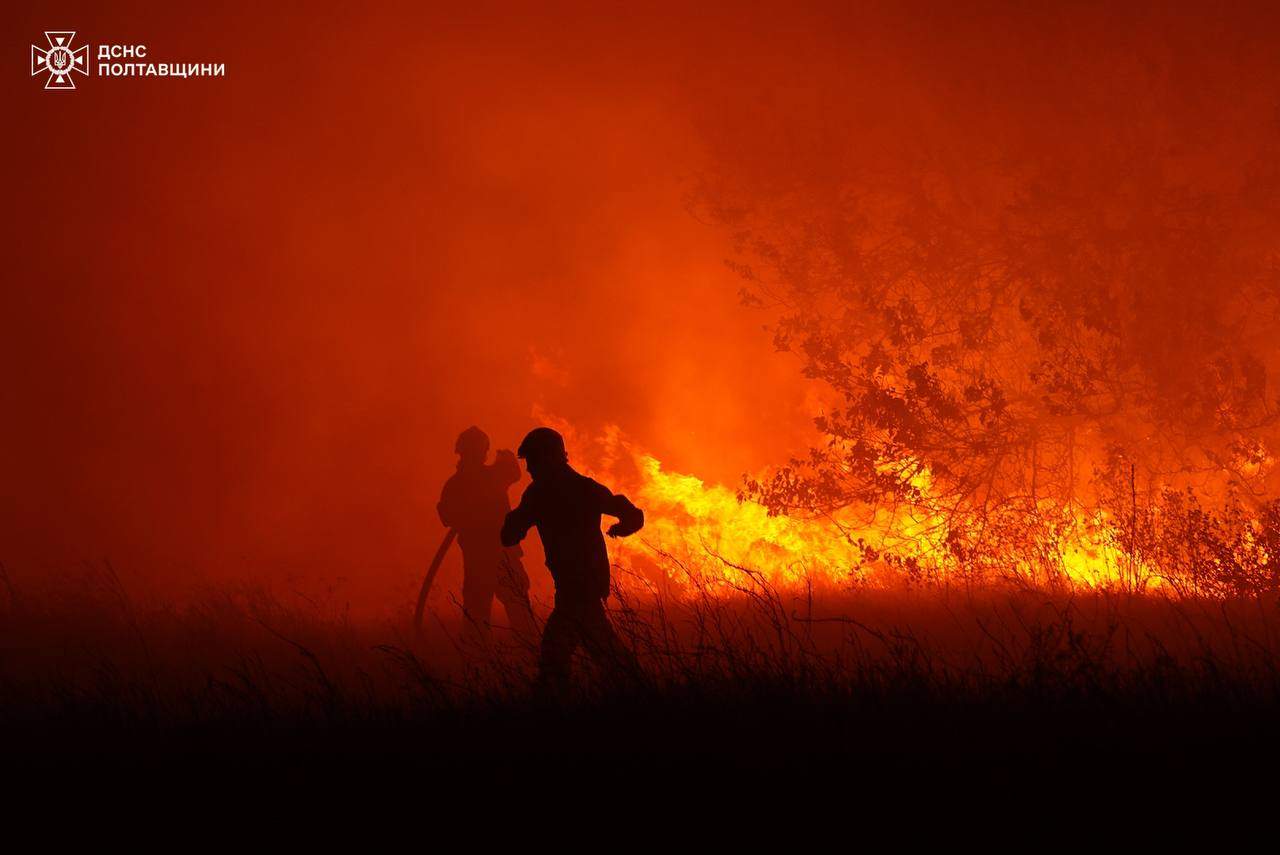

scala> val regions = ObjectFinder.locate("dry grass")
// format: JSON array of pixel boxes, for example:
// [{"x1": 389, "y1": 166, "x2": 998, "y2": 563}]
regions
[{"x1": 3, "y1": 557, "x2": 1280, "y2": 798}]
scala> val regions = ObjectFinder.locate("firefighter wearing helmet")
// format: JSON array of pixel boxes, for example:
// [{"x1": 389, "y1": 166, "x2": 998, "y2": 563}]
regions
[
  {"x1": 436, "y1": 426, "x2": 536, "y2": 640},
  {"x1": 501, "y1": 426, "x2": 645, "y2": 694}
]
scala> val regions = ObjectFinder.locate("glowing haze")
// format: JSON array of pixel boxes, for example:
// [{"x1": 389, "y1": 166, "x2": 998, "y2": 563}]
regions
[{"x1": 5, "y1": 2, "x2": 1280, "y2": 606}]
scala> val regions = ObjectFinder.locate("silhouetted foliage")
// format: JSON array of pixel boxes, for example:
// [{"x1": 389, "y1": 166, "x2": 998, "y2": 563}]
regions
[{"x1": 696, "y1": 51, "x2": 1280, "y2": 591}]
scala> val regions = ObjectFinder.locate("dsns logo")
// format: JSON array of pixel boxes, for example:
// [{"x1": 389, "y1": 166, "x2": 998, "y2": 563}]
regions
[{"x1": 31, "y1": 31, "x2": 88, "y2": 90}]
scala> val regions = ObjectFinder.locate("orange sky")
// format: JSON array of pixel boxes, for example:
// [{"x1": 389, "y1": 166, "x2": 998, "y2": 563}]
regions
[
  {"x1": 6, "y1": 1, "x2": 1280, "y2": 605},
  {"x1": 3, "y1": 2, "x2": 824, "y2": 601}
]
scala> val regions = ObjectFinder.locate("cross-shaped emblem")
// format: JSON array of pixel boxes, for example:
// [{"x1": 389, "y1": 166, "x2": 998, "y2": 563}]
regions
[{"x1": 32, "y1": 31, "x2": 89, "y2": 90}]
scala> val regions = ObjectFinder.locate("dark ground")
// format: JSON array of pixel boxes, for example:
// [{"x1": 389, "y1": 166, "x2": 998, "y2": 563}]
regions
[{"x1": 4, "y1": 575, "x2": 1279, "y2": 818}]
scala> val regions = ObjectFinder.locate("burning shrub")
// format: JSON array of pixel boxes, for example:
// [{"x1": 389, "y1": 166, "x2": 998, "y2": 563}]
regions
[{"x1": 690, "y1": 47, "x2": 1280, "y2": 593}]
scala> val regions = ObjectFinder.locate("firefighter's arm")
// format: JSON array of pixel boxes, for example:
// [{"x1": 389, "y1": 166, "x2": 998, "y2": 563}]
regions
[
  {"x1": 494, "y1": 449, "x2": 521, "y2": 486},
  {"x1": 437, "y1": 480, "x2": 457, "y2": 528},
  {"x1": 501, "y1": 491, "x2": 535, "y2": 547},
  {"x1": 604, "y1": 493, "x2": 644, "y2": 538}
]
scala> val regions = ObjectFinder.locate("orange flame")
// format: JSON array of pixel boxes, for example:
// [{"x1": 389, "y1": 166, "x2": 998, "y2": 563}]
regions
[{"x1": 534, "y1": 412, "x2": 1156, "y2": 595}]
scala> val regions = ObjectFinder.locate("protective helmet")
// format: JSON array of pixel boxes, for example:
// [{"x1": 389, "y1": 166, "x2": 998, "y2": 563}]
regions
[
  {"x1": 517, "y1": 427, "x2": 568, "y2": 462},
  {"x1": 455, "y1": 426, "x2": 490, "y2": 458}
]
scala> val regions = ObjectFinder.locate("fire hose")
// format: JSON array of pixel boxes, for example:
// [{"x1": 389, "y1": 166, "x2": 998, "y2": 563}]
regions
[{"x1": 413, "y1": 528, "x2": 457, "y2": 635}]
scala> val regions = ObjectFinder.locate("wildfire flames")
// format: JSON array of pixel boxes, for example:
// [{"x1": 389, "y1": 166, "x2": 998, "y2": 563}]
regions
[{"x1": 547, "y1": 419, "x2": 1136, "y2": 597}]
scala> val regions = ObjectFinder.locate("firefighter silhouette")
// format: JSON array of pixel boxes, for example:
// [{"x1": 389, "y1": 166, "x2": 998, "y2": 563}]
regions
[
  {"x1": 437, "y1": 426, "x2": 537, "y2": 640},
  {"x1": 501, "y1": 427, "x2": 644, "y2": 693}
]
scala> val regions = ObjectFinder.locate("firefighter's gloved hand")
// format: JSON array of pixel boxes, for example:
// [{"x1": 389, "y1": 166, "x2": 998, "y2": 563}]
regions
[{"x1": 606, "y1": 523, "x2": 625, "y2": 538}]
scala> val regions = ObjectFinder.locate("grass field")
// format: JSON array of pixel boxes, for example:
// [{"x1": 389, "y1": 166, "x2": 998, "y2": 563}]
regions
[{"x1": 4, "y1": 558, "x2": 1280, "y2": 806}]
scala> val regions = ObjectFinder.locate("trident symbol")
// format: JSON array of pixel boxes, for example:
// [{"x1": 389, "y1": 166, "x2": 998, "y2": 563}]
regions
[{"x1": 32, "y1": 31, "x2": 89, "y2": 90}]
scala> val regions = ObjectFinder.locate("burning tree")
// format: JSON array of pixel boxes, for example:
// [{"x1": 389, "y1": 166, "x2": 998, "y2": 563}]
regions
[{"x1": 693, "y1": 61, "x2": 1280, "y2": 593}]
